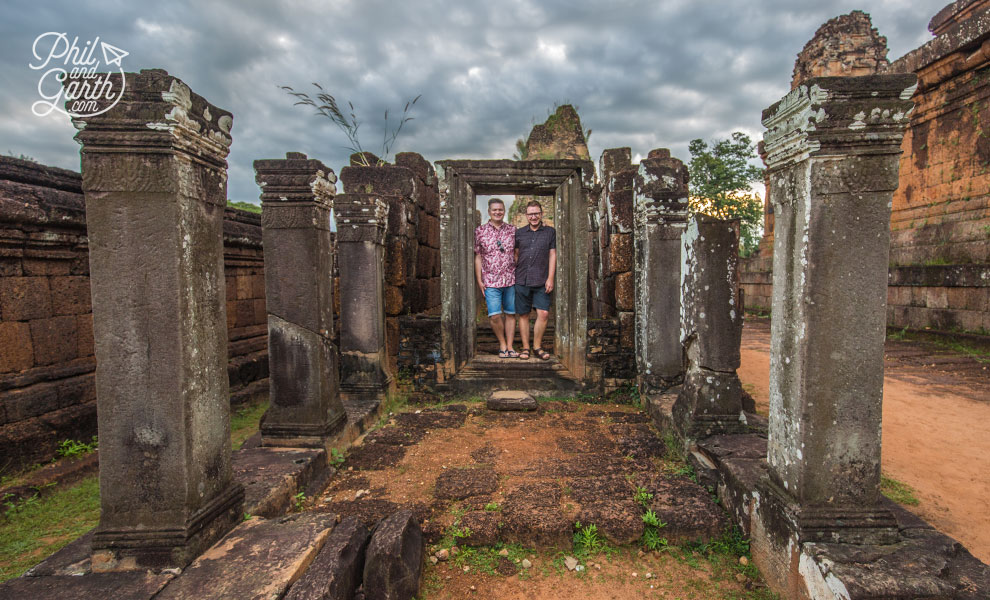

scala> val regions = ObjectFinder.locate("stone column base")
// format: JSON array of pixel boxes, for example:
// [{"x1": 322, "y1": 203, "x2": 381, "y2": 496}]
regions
[
  {"x1": 672, "y1": 369, "x2": 748, "y2": 439},
  {"x1": 752, "y1": 476, "x2": 900, "y2": 595},
  {"x1": 757, "y1": 476, "x2": 899, "y2": 545},
  {"x1": 91, "y1": 483, "x2": 244, "y2": 572},
  {"x1": 261, "y1": 412, "x2": 347, "y2": 448},
  {"x1": 340, "y1": 380, "x2": 392, "y2": 405},
  {"x1": 636, "y1": 373, "x2": 683, "y2": 396}
]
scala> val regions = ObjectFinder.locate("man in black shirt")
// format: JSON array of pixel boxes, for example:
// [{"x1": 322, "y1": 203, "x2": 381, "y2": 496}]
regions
[{"x1": 513, "y1": 200, "x2": 556, "y2": 360}]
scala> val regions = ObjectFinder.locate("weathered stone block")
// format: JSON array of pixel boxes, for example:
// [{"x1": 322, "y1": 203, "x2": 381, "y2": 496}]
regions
[
  {"x1": 0, "y1": 259, "x2": 23, "y2": 277},
  {"x1": 618, "y1": 311, "x2": 634, "y2": 350},
  {"x1": 236, "y1": 275, "x2": 253, "y2": 300},
  {"x1": 609, "y1": 233, "x2": 632, "y2": 273},
  {"x1": 363, "y1": 510, "x2": 423, "y2": 600},
  {"x1": 0, "y1": 277, "x2": 52, "y2": 321},
  {"x1": 155, "y1": 514, "x2": 337, "y2": 600},
  {"x1": 30, "y1": 315, "x2": 77, "y2": 366},
  {"x1": 415, "y1": 249, "x2": 435, "y2": 283},
  {"x1": 486, "y1": 390, "x2": 537, "y2": 411},
  {"x1": 394, "y1": 152, "x2": 432, "y2": 182},
  {"x1": 385, "y1": 237, "x2": 408, "y2": 286},
  {"x1": 5, "y1": 382, "x2": 60, "y2": 422},
  {"x1": 50, "y1": 276, "x2": 92, "y2": 316},
  {"x1": 385, "y1": 286, "x2": 404, "y2": 316},
  {"x1": 284, "y1": 516, "x2": 370, "y2": 600},
  {"x1": 22, "y1": 258, "x2": 70, "y2": 276},
  {"x1": 607, "y1": 185, "x2": 634, "y2": 233},
  {"x1": 0, "y1": 572, "x2": 174, "y2": 600},
  {"x1": 340, "y1": 166, "x2": 415, "y2": 197},
  {"x1": 615, "y1": 272, "x2": 634, "y2": 311},
  {"x1": 0, "y1": 321, "x2": 33, "y2": 372}
]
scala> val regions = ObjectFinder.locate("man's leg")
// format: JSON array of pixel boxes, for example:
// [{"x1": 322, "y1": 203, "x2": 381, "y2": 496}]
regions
[
  {"x1": 504, "y1": 313, "x2": 516, "y2": 351},
  {"x1": 502, "y1": 286, "x2": 517, "y2": 353},
  {"x1": 490, "y1": 313, "x2": 507, "y2": 352},
  {"x1": 518, "y1": 312, "x2": 530, "y2": 351},
  {"x1": 534, "y1": 309, "x2": 550, "y2": 352},
  {"x1": 515, "y1": 285, "x2": 532, "y2": 356}
]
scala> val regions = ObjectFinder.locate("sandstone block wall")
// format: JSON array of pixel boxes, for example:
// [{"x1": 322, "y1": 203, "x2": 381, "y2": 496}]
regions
[
  {"x1": 0, "y1": 156, "x2": 267, "y2": 472},
  {"x1": 340, "y1": 153, "x2": 441, "y2": 373},
  {"x1": 585, "y1": 148, "x2": 639, "y2": 391},
  {"x1": 742, "y1": 2, "x2": 990, "y2": 334}
]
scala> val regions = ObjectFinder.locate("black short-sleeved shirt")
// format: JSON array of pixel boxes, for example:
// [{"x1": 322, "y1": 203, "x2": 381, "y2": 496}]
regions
[{"x1": 514, "y1": 224, "x2": 556, "y2": 287}]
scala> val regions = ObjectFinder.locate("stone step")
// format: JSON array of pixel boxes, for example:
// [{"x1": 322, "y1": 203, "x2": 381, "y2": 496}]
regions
[{"x1": 443, "y1": 355, "x2": 583, "y2": 394}]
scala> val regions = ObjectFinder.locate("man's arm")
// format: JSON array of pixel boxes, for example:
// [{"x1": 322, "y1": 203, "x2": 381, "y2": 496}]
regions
[
  {"x1": 475, "y1": 253, "x2": 485, "y2": 293},
  {"x1": 545, "y1": 248, "x2": 556, "y2": 293}
]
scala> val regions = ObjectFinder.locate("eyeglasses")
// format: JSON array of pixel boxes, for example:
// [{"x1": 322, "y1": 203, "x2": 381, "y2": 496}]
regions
[
  {"x1": 496, "y1": 240, "x2": 504, "y2": 253},
  {"x1": 526, "y1": 212, "x2": 541, "y2": 217}
]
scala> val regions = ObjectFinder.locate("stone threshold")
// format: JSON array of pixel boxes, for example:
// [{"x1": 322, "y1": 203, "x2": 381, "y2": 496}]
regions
[{"x1": 646, "y1": 392, "x2": 990, "y2": 599}]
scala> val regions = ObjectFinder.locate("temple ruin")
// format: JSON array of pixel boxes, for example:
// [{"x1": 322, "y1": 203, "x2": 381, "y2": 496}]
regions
[{"x1": 1, "y1": 2, "x2": 989, "y2": 599}]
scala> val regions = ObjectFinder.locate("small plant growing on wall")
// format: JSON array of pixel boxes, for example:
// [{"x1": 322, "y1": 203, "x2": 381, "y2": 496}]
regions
[{"x1": 281, "y1": 83, "x2": 420, "y2": 166}]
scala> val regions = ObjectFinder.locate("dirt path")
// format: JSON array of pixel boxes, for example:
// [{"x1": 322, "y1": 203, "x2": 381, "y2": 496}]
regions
[
  {"x1": 320, "y1": 401, "x2": 771, "y2": 599},
  {"x1": 738, "y1": 317, "x2": 990, "y2": 564}
]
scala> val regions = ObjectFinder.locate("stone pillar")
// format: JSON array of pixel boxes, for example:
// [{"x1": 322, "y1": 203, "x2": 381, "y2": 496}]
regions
[
  {"x1": 633, "y1": 149, "x2": 689, "y2": 393},
  {"x1": 255, "y1": 153, "x2": 346, "y2": 447},
  {"x1": 334, "y1": 193, "x2": 392, "y2": 403},
  {"x1": 672, "y1": 215, "x2": 745, "y2": 438},
  {"x1": 68, "y1": 69, "x2": 243, "y2": 570},
  {"x1": 752, "y1": 75, "x2": 916, "y2": 589}
]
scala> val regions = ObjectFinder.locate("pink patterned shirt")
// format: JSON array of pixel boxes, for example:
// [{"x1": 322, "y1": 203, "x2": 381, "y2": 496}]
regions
[{"x1": 474, "y1": 221, "x2": 516, "y2": 288}]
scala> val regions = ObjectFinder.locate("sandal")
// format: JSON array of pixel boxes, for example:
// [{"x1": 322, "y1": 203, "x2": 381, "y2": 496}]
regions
[
  {"x1": 498, "y1": 350, "x2": 509, "y2": 359},
  {"x1": 518, "y1": 349, "x2": 530, "y2": 360},
  {"x1": 535, "y1": 348, "x2": 551, "y2": 361},
  {"x1": 505, "y1": 349, "x2": 520, "y2": 358}
]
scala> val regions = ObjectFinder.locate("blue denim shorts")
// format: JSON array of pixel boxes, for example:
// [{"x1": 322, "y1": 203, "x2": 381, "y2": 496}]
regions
[
  {"x1": 514, "y1": 284, "x2": 552, "y2": 314},
  {"x1": 484, "y1": 286, "x2": 516, "y2": 316}
]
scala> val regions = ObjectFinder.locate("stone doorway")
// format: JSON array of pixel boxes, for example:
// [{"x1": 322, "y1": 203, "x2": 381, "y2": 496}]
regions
[{"x1": 436, "y1": 159, "x2": 594, "y2": 391}]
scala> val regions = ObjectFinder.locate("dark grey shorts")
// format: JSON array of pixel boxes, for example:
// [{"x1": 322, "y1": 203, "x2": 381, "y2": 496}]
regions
[{"x1": 514, "y1": 284, "x2": 551, "y2": 314}]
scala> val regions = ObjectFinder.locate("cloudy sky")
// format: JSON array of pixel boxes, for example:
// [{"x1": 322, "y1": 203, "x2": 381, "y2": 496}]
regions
[{"x1": 1, "y1": 0, "x2": 948, "y2": 204}]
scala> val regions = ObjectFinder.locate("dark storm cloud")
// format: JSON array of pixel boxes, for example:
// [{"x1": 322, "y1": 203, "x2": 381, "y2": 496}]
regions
[{"x1": 1, "y1": 0, "x2": 949, "y2": 202}]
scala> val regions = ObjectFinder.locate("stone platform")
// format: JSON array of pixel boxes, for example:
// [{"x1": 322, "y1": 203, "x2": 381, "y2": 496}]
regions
[
  {"x1": 647, "y1": 393, "x2": 990, "y2": 599},
  {"x1": 315, "y1": 400, "x2": 727, "y2": 551}
]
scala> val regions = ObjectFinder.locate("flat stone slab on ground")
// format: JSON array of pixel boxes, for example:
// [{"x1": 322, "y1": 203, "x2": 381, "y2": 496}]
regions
[
  {"x1": 24, "y1": 529, "x2": 93, "y2": 577},
  {"x1": 486, "y1": 391, "x2": 537, "y2": 411},
  {"x1": 284, "y1": 516, "x2": 370, "y2": 600},
  {"x1": 434, "y1": 467, "x2": 498, "y2": 500},
  {"x1": 154, "y1": 513, "x2": 336, "y2": 600},
  {"x1": 0, "y1": 572, "x2": 172, "y2": 600},
  {"x1": 363, "y1": 510, "x2": 423, "y2": 600},
  {"x1": 233, "y1": 446, "x2": 329, "y2": 517}
]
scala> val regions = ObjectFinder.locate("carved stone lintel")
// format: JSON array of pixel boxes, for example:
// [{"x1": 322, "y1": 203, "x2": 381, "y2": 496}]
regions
[
  {"x1": 68, "y1": 70, "x2": 233, "y2": 168},
  {"x1": 762, "y1": 74, "x2": 918, "y2": 170},
  {"x1": 334, "y1": 193, "x2": 389, "y2": 245}
]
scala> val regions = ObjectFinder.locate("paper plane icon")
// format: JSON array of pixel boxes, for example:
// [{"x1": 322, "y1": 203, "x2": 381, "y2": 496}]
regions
[{"x1": 101, "y1": 42, "x2": 128, "y2": 66}]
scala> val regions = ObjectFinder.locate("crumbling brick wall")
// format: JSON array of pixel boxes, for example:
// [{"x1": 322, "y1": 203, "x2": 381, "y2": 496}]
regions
[
  {"x1": 886, "y1": 0, "x2": 990, "y2": 331},
  {"x1": 790, "y1": 10, "x2": 889, "y2": 88},
  {"x1": 0, "y1": 156, "x2": 268, "y2": 472},
  {"x1": 585, "y1": 148, "x2": 638, "y2": 392},
  {"x1": 340, "y1": 152, "x2": 442, "y2": 374},
  {"x1": 741, "y1": 4, "x2": 990, "y2": 333}
]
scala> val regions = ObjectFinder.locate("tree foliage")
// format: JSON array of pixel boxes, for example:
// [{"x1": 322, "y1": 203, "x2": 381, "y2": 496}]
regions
[{"x1": 687, "y1": 132, "x2": 765, "y2": 256}]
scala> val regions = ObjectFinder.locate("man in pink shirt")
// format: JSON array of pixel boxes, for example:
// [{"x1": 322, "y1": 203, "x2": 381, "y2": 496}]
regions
[{"x1": 474, "y1": 198, "x2": 518, "y2": 358}]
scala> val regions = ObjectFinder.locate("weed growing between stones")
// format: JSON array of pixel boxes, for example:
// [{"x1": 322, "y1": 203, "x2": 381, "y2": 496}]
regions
[
  {"x1": 330, "y1": 448, "x2": 346, "y2": 468},
  {"x1": 880, "y1": 474, "x2": 921, "y2": 506},
  {"x1": 230, "y1": 399, "x2": 269, "y2": 450},
  {"x1": 54, "y1": 437, "x2": 98, "y2": 460}
]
